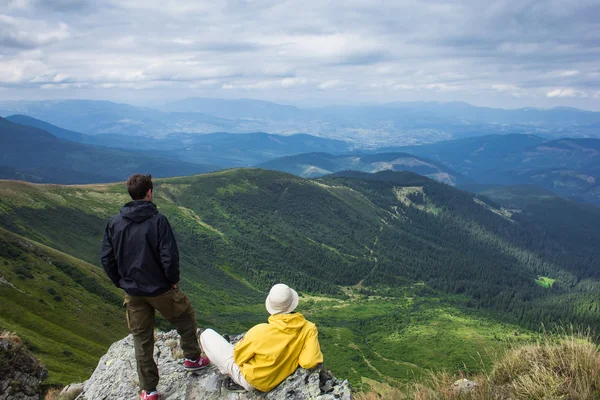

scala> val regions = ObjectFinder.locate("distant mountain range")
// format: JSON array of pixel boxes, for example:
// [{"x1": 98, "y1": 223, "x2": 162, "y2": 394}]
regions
[
  {"x1": 257, "y1": 134, "x2": 600, "y2": 204},
  {"x1": 161, "y1": 97, "x2": 302, "y2": 120},
  {"x1": 0, "y1": 117, "x2": 215, "y2": 184},
  {"x1": 380, "y1": 134, "x2": 600, "y2": 203},
  {"x1": 2, "y1": 101, "x2": 600, "y2": 203},
  {"x1": 163, "y1": 98, "x2": 600, "y2": 127},
  {"x1": 5, "y1": 114, "x2": 350, "y2": 166},
  {"x1": 165, "y1": 132, "x2": 351, "y2": 166},
  {"x1": 7, "y1": 114, "x2": 87, "y2": 142},
  {"x1": 9, "y1": 113, "x2": 349, "y2": 158},
  {"x1": 257, "y1": 152, "x2": 467, "y2": 186},
  {"x1": 0, "y1": 115, "x2": 353, "y2": 184},
  {"x1": 2, "y1": 99, "x2": 599, "y2": 147}
]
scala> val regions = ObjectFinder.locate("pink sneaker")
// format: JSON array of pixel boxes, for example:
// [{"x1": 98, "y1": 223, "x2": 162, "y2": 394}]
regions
[
  {"x1": 140, "y1": 390, "x2": 159, "y2": 400},
  {"x1": 184, "y1": 355, "x2": 210, "y2": 371}
]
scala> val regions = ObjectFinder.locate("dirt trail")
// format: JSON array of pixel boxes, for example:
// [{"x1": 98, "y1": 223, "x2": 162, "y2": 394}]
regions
[
  {"x1": 349, "y1": 343, "x2": 382, "y2": 377},
  {"x1": 374, "y1": 351, "x2": 421, "y2": 369}
]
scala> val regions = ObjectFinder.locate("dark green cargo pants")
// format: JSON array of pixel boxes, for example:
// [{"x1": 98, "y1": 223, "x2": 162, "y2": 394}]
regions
[{"x1": 124, "y1": 287, "x2": 201, "y2": 391}]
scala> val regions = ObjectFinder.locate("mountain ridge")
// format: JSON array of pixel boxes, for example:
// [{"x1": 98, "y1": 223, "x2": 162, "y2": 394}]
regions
[
  {"x1": 257, "y1": 151, "x2": 467, "y2": 186},
  {"x1": 376, "y1": 134, "x2": 600, "y2": 203}
]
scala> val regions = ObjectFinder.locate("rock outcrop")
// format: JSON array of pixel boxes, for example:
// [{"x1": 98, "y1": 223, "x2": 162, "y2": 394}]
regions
[
  {"x1": 453, "y1": 378, "x2": 477, "y2": 393},
  {"x1": 76, "y1": 330, "x2": 351, "y2": 400},
  {"x1": 0, "y1": 332, "x2": 47, "y2": 400}
]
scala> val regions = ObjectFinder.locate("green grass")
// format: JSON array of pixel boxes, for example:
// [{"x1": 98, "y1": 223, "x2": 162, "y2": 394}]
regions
[
  {"x1": 356, "y1": 330, "x2": 600, "y2": 399},
  {"x1": 0, "y1": 228, "x2": 127, "y2": 384},
  {"x1": 535, "y1": 276, "x2": 556, "y2": 288},
  {"x1": 302, "y1": 286, "x2": 532, "y2": 390}
]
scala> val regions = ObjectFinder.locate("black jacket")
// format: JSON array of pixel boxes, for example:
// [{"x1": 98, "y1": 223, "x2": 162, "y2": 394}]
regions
[{"x1": 101, "y1": 200, "x2": 180, "y2": 296}]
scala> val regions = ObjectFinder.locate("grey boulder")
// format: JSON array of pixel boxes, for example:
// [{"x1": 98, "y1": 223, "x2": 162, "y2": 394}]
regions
[{"x1": 76, "y1": 330, "x2": 351, "y2": 400}]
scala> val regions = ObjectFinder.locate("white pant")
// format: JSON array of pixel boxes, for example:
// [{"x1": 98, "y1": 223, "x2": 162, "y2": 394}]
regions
[{"x1": 200, "y1": 329, "x2": 254, "y2": 391}]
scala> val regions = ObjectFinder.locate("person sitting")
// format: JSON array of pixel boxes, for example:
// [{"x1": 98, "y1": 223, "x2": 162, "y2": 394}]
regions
[{"x1": 200, "y1": 283, "x2": 323, "y2": 392}]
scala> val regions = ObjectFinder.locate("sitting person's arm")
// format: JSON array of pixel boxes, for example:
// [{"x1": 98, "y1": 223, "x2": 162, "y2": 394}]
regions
[
  {"x1": 298, "y1": 325, "x2": 324, "y2": 369},
  {"x1": 233, "y1": 327, "x2": 259, "y2": 366}
]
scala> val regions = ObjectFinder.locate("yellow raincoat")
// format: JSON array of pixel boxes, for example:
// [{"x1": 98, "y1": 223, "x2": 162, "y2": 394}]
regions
[{"x1": 233, "y1": 312, "x2": 323, "y2": 392}]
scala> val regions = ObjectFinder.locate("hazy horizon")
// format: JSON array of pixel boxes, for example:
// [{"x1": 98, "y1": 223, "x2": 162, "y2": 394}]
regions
[{"x1": 2, "y1": 96, "x2": 600, "y2": 113}]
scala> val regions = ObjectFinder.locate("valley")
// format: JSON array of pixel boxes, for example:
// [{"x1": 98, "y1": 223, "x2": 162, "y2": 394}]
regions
[{"x1": 1, "y1": 169, "x2": 599, "y2": 389}]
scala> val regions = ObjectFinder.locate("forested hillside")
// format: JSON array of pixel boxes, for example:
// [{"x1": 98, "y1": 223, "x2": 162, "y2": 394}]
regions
[
  {"x1": 1, "y1": 169, "x2": 599, "y2": 387},
  {"x1": 329, "y1": 171, "x2": 600, "y2": 326}
]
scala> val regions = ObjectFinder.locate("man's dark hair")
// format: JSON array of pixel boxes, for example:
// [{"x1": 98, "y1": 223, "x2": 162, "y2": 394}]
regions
[{"x1": 127, "y1": 174, "x2": 153, "y2": 200}]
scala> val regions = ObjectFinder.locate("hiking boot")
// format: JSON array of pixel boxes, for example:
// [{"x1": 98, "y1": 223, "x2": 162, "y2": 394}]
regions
[
  {"x1": 222, "y1": 377, "x2": 246, "y2": 393},
  {"x1": 140, "y1": 390, "x2": 159, "y2": 400},
  {"x1": 184, "y1": 355, "x2": 210, "y2": 371}
]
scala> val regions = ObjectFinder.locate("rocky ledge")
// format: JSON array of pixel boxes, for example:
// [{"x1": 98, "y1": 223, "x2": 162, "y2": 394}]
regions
[
  {"x1": 75, "y1": 330, "x2": 351, "y2": 400},
  {"x1": 0, "y1": 332, "x2": 47, "y2": 400}
]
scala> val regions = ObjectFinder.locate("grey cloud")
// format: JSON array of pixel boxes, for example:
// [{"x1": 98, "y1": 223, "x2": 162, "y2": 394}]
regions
[
  {"x1": 7, "y1": 0, "x2": 102, "y2": 13},
  {"x1": 0, "y1": 16, "x2": 69, "y2": 51},
  {"x1": 34, "y1": 0, "x2": 97, "y2": 12},
  {"x1": 194, "y1": 42, "x2": 266, "y2": 53},
  {"x1": 0, "y1": 34, "x2": 38, "y2": 49},
  {"x1": 0, "y1": 0, "x2": 599, "y2": 109},
  {"x1": 327, "y1": 50, "x2": 390, "y2": 67}
]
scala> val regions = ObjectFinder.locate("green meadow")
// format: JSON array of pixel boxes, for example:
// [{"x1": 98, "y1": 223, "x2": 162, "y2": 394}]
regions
[
  {"x1": 301, "y1": 286, "x2": 532, "y2": 390},
  {"x1": 535, "y1": 276, "x2": 556, "y2": 288}
]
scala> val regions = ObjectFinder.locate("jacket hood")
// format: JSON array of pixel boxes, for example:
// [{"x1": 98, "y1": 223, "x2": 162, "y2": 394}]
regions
[
  {"x1": 267, "y1": 312, "x2": 307, "y2": 334},
  {"x1": 120, "y1": 200, "x2": 158, "y2": 223}
]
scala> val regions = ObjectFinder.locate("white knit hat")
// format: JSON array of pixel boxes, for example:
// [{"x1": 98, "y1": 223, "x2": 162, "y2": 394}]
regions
[{"x1": 265, "y1": 283, "x2": 299, "y2": 315}]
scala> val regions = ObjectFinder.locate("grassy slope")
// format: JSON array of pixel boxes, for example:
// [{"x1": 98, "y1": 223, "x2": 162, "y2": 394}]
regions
[
  {"x1": 0, "y1": 228, "x2": 127, "y2": 384},
  {"x1": 356, "y1": 331, "x2": 600, "y2": 399},
  {"x1": 0, "y1": 169, "x2": 599, "y2": 389},
  {"x1": 0, "y1": 178, "x2": 266, "y2": 331}
]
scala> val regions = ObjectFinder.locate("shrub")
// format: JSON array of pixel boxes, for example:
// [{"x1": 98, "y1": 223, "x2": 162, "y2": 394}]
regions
[
  {"x1": 354, "y1": 331, "x2": 600, "y2": 400},
  {"x1": 44, "y1": 388, "x2": 61, "y2": 400},
  {"x1": 0, "y1": 238, "x2": 23, "y2": 259},
  {"x1": 489, "y1": 332, "x2": 600, "y2": 399},
  {"x1": 44, "y1": 386, "x2": 83, "y2": 400},
  {"x1": 14, "y1": 265, "x2": 33, "y2": 279}
]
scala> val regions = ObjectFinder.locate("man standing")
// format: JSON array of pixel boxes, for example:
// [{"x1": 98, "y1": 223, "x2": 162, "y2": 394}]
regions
[{"x1": 101, "y1": 174, "x2": 209, "y2": 400}]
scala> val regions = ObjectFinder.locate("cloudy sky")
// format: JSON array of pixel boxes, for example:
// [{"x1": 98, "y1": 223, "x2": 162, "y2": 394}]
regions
[{"x1": 1, "y1": 0, "x2": 600, "y2": 109}]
